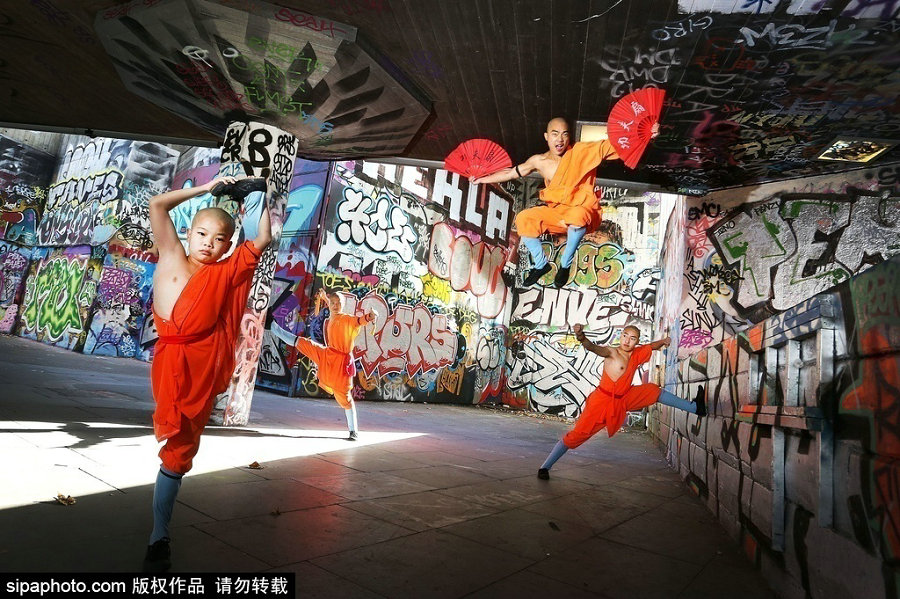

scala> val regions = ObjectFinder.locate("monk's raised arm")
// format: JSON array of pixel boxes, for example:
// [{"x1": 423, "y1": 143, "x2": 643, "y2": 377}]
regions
[
  {"x1": 471, "y1": 154, "x2": 540, "y2": 185},
  {"x1": 251, "y1": 196, "x2": 272, "y2": 252},
  {"x1": 649, "y1": 335, "x2": 671, "y2": 350},
  {"x1": 149, "y1": 176, "x2": 234, "y2": 258},
  {"x1": 357, "y1": 310, "x2": 376, "y2": 326},
  {"x1": 573, "y1": 323, "x2": 612, "y2": 357}
]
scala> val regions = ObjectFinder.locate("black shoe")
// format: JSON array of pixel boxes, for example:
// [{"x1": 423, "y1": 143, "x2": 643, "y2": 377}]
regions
[
  {"x1": 143, "y1": 537, "x2": 171, "y2": 573},
  {"x1": 694, "y1": 387, "x2": 707, "y2": 417},
  {"x1": 210, "y1": 177, "x2": 267, "y2": 200},
  {"x1": 553, "y1": 265, "x2": 571, "y2": 288},
  {"x1": 348, "y1": 431, "x2": 358, "y2": 441},
  {"x1": 523, "y1": 263, "x2": 552, "y2": 287},
  {"x1": 537, "y1": 468, "x2": 550, "y2": 480}
]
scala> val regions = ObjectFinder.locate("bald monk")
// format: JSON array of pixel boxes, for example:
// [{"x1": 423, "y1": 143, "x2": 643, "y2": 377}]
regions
[
  {"x1": 473, "y1": 118, "x2": 657, "y2": 289},
  {"x1": 144, "y1": 175, "x2": 271, "y2": 571},
  {"x1": 272, "y1": 288, "x2": 375, "y2": 440},
  {"x1": 537, "y1": 324, "x2": 706, "y2": 479}
]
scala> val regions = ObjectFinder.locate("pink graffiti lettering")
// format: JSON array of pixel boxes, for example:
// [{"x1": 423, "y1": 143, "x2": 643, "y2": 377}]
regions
[
  {"x1": 349, "y1": 292, "x2": 457, "y2": 378},
  {"x1": 679, "y1": 328, "x2": 713, "y2": 348},
  {"x1": 428, "y1": 222, "x2": 508, "y2": 319},
  {"x1": 275, "y1": 7, "x2": 347, "y2": 38}
]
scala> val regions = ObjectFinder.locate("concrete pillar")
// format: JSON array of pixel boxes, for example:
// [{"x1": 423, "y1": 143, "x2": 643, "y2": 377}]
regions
[{"x1": 210, "y1": 120, "x2": 297, "y2": 426}]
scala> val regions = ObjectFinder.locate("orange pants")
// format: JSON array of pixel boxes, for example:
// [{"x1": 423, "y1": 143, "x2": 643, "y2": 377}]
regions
[
  {"x1": 563, "y1": 383, "x2": 661, "y2": 449},
  {"x1": 296, "y1": 337, "x2": 353, "y2": 409},
  {"x1": 159, "y1": 413, "x2": 207, "y2": 475},
  {"x1": 515, "y1": 204, "x2": 595, "y2": 238}
]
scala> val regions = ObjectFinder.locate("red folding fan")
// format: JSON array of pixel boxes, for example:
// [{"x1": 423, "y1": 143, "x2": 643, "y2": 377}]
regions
[
  {"x1": 444, "y1": 138, "x2": 513, "y2": 179},
  {"x1": 607, "y1": 87, "x2": 666, "y2": 169}
]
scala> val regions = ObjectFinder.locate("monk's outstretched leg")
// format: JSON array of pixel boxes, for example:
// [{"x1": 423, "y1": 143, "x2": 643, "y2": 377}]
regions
[
  {"x1": 520, "y1": 236, "x2": 550, "y2": 286},
  {"x1": 554, "y1": 225, "x2": 587, "y2": 288},
  {"x1": 294, "y1": 337, "x2": 327, "y2": 370},
  {"x1": 538, "y1": 441, "x2": 569, "y2": 479},
  {"x1": 344, "y1": 399, "x2": 359, "y2": 440},
  {"x1": 657, "y1": 387, "x2": 706, "y2": 416},
  {"x1": 539, "y1": 388, "x2": 608, "y2": 479},
  {"x1": 331, "y1": 388, "x2": 358, "y2": 440},
  {"x1": 516, "y1": 208, "x2": 553, "y2": 286},
  {"x1": 145, "y1": 466, "x2": 180, "y2": 571},
  {"x1": 146, "y1": 415, "x2": 203, "y2": 572}
]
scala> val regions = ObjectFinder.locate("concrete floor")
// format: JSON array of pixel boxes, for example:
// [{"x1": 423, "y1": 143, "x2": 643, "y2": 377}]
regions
[{"x1": 0, "y1": 334, "x2": 775, "y2": 598}]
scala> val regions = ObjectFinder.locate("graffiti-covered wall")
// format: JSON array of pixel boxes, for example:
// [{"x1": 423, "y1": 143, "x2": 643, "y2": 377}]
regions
[
  {"x1": 0, "y1": 133, "x2": 56, "y2": 246},
  {"x1": 0, "y1": 241, "x2": 33, "y2": 333},
  {"x1": 83, "y1": 251, "x2": 155, "y2": 359},
  {"x1": 256, "y1": 160, "x2": 330, "y2": 394},
  {"x1": 17, "y1": 245, "x2": 105, "y2": 351},
  {"x1": 286, "y1": 160, "x2": 518, "y2": 404},
  {"x1": 668, "y1": 165, "x2": 900, "y2": 361},
  {"x1": 651, "y1": 162, "x2": 900, "y2": 598},
  {"x1": 38, "y1": 135, "x2": 179, "y2": 249},
  {"x1": 506, "y1": 182, "x2": 675, "y2": 417}
]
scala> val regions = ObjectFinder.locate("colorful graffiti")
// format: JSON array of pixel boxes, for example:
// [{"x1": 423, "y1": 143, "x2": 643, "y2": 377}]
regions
[
  {"x1": 256, "y1": 159, "x2": 330, "y2": 394},
  {"x1": 18, "y1": 245, "x2": 104, "y2": 350},
  {"x1": 0, "y1": 133, "x2": 55, "y2": 246},
  {"x1": 280, "y1": 158, "x2": 517, "y2": 405},
  {"x1": 506, "y1": 187, "x2": 667, "y2": 414},
  {"x1": 83, "y1": 252, "x2": 155, "y2": 358},
  {"x1": 218, "y1": 122, "x2": 298, "y2": 426},
  {"x1": 0, "y1": 241, "x2": 33, "y2": 333},
  {"x1": 37, "y1": 135, "x2": 178, "y2": 248}
]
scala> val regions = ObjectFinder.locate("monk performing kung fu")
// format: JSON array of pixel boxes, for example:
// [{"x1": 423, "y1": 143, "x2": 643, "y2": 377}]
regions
[
  {"x1": 144, "y1": 175, "x2": 270, "y2": 571},
  {"x1": 472, "y1": 117, "x2": 658, "y2": 289},
  {"x1": 537, "y1": 323, "x2": 706, "y2": 480},
  {"x1": 271, "y1": 288, "x2": 376, "y2": 441}
]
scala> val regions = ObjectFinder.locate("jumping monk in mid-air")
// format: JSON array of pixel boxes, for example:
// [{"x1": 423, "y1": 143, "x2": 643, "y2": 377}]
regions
[
  {"x1": 472, "y1": 118, "x2": 657, "y2": 289},
  {"x1": 272, "y1": 288, "x2": 375, "y2": 441},
  {"x1": 537, "y1": 323, "x2": 705, "y2": 480},
  {"x1": 145, "y1": 175, "x2": 270, "y2": 571}
]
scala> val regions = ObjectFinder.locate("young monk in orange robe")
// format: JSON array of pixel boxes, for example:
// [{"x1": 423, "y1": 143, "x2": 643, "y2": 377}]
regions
[
  {"x1": 272, "y1": 288, "x2": 375, "y2": 440},
  {"x1": 145, "y1": 175, "x2": 272, "y2": 571},
  {"x1": 537, "y1": 324, "x2": 706, "y2": 480},
  {"x1": 473, "y1": 118, "x2": 657, "y2": 289}
]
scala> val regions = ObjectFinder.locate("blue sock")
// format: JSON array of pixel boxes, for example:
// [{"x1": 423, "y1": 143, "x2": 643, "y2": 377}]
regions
[
  {"x1": 541, "y1": 440, "x2": 569, "y2": 470},
  {"x1": 559, "y1": 226, "x2": 587, "y2": 268},
  {"x1": 658, "y1": 390, "x2": 697, "y2": 413},
  {"x1": 521, "y1": 236, "x2": 548, "y2": 269},
  {"x1": 345, "y1": 405, "x2": 358, "y2": 432},
  {"x1": 150, "y1": 467, "x2": 183, "y2": 544}
]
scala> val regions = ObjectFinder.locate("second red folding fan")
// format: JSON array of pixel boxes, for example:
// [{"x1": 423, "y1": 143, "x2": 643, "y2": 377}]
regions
[{"x1": 607, "y1": 87, "x2": 666, "y2": 169}]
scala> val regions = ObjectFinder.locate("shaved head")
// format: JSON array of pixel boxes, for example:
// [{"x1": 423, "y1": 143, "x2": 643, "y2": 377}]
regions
[
  {"x1": 623, "y1": 325, "x2": 641, "y2": 337},
  {"x1": 546, "y1": 117, "x2": 569, "y2": 133},
  {"x1": 192, "y1": 207, "x2": 235, "y2": 238}
]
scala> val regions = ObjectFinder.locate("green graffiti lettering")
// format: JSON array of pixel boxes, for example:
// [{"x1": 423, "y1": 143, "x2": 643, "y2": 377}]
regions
[{"x1": 22, "y1": 256, "x2": 86, "y2": 341}]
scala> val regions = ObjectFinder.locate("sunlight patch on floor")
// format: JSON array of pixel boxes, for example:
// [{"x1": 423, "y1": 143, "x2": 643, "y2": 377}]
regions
[{"x1": 0, "y1": 421, "x2": 424, "y2": 510}]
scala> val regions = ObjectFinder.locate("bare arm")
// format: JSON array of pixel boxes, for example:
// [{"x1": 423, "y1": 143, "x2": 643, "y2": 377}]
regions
[
  {"x1": 357, "y1": 310, "x2": 376, "y2": 326},
  {"x1": 252, "y1": 197, "x2": 272, "y2": 252},
  {"x1": 471, "y1": 154, "x2": 540, "y2": 185},
  {"x1": 149, "y1": 176, "x2": 234, "y2": 257},
  {"x1": 573, "y1": 323, "x2": 612, "y2": 357},
  {"x1": 650, "y1": 335, "x2": 671, "y2": 351}
]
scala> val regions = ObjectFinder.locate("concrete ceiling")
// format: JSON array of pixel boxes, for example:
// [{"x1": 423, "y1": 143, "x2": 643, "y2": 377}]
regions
[{"x1": 1, "y1": 0, "x2": 899, "y2": 194}]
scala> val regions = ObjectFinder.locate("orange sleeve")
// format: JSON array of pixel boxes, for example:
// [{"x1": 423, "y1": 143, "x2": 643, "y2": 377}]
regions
[
  {"x1": 632, "y1": 344, "x2": 653, "y2": 366},
  {"x1": 228, "y1": 240, "x2": 262, "y2": 286},
  {"x1": 571, "y1": 140, "x2": 619, "y2": 170}
]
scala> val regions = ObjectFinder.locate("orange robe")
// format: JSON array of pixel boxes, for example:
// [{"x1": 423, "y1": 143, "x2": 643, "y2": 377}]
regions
[
  {"x1": 295, "y1": 312, "x2": 364, "y2": 409},
  {"x1": 150, "y1": 241, "x2": 261, "y2": 474},
  {"x1": 515, "y1": 140, "x2": 619, "y2": 237},
  {"x1": 563, "y1": 344, "x2": 661, "y2": 449}
]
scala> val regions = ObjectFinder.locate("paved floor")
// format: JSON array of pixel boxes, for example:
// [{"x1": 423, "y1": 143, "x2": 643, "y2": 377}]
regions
[{"x1": 0, "y1": 334, "x2": 776, "y2": 598}]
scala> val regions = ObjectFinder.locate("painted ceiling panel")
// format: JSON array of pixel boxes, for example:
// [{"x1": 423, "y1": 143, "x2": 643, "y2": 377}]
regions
[{"x1": 1, "y1": 0, "x2": 897, "y2": 193}]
